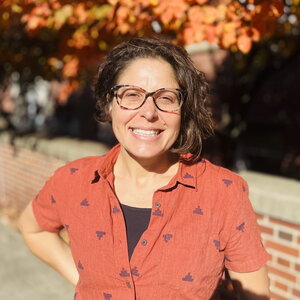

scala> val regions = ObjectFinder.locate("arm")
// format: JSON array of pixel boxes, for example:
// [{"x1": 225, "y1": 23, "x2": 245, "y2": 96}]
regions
[
  {"x1": 18, "y1": 201, "x2": 79, "y2": 285},
  {"x1": 228, "y1": 265, "x2": 270, "y2": 300}
]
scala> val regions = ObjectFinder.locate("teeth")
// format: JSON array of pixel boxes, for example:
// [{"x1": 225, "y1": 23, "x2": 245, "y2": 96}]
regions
[{"x1": 132, "y1": 129, "x2": 160, "y2": 136}]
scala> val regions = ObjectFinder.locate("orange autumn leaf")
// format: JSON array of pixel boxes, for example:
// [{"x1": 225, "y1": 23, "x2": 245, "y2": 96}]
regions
[
  {"x1": 25, "y1": 15, "x2": 46, "y2": 30},
  {"x1": 116, "y1": 6, "x2": 130, "y2": 20},
  {"x1": 183, "y1": 25, "x2": 196, "y2": 44},
  {"x1": 215, "y1": 4, "x2": 227, "y2": 21},
  {"x1": 108, "y1": 0, "x2": 119, "y2": 5},
  {"x1": 3, "y1": 0, "x2": 292, "y2": 80},
  {"x1": 222, "y1": 29, "x2": 236, "y2": 48},
  {"x1": 270, "y1": 0, "x2": 284, "y2": 17},
  {"x1": 186, "y1": 23, "x2": 205, "y2": 43},
  {"x1": 31, "y1": 3, "x2": 52, "y2": 17},
  {"x1": 74, "y1": 3, "x2": 89, "y2": 24},
  {"x1": 63, "y1": 56, "x2": 79, "y2": 78},
  {"x1": 161, "y1": 10, "x2": 174, "y2": 25},
  {"x1": 201, "y1": 6, "x2": 218, "y2": 25},
  {"x1": 196, "y1": 0, "x2": 208, "y2": 4},
  {"x1": 155, "y1": 0, "x2": 188, "y2": 25},
  {"x1": 188, "y1": 6, "x2": 202, "y2": 23},
  {"x1": 240, "y1": 26, "x2": 261, "y2": 42},
  {"x1": 68, "y1": 30, "x2": 91, "y2": 49},
  {"x1": 205, "y1": 24, "x2": 217, "y2": 44},
  {"x1": 251, "y1": 27, "x2": 261, "y2": 42},
  {"x1": 118, "y1": 22, "x2": 130, "y2": 33},
  {"x1": 237, "y1": 34, "x2": 252, "y2": 53}
]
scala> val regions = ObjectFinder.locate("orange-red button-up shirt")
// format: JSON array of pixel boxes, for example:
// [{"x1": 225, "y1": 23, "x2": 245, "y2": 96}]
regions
[{"x1": 33, "y1": 144, "x2": 269, "y2": 300}]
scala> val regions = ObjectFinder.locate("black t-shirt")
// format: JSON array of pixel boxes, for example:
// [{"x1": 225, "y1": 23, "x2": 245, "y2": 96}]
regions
[{"x1": 120, "y1": 203, "x2": 152, "y2": 260}]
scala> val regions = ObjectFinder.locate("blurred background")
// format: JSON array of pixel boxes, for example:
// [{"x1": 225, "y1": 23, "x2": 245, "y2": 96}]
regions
[
  {"x1": 1, "y1": 0, "x2": 299, "y2": 179},
  {"x1": 0, "y1": 1, "x2": 299, "y2": 300}
]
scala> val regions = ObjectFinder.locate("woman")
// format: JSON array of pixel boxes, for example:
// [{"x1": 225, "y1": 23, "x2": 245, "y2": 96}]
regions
[{"x1": 18, "y1": 37, "x2": 270, "y2": 300}]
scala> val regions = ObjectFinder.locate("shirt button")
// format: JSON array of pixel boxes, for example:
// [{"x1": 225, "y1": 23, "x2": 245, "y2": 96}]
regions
[
  {"x1": 126, "y1": 281, "x2": 131, "y2": 288},
  {"x1": 141, "y1": 239, "x2": 147, "y2": 246},
  {"x1": 155, "y1": 202, "x2": 161, "y2": 208}
]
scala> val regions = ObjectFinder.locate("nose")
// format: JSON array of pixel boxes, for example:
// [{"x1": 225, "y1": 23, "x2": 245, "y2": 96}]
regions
[{"x1": 139, "y1": 96, "x2": 158, "y2": 121}]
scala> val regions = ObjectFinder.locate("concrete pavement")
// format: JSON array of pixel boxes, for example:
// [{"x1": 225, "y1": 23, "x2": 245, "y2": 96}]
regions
[{"x1": 0, "y1": 222, "x2": 74, "y2": 300}]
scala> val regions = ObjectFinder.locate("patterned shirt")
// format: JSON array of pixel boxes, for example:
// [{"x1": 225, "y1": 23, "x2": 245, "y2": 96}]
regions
[{"x1": 32, "y1": 144, "x2": 269, "y2": 300}]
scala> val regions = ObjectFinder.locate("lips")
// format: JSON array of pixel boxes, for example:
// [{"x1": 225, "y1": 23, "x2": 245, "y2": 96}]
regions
[{"x1": 131, "y1": 128, "x2": 162, "y2": 137}]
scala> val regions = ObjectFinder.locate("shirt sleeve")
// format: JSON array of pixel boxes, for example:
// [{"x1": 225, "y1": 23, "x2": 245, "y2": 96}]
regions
[
  {"x1": 32, "y1": 167, "x2": 65, "y2": 233},
  {"x1": 223, "y1": 177, "x2": 270, "y2": 272}
]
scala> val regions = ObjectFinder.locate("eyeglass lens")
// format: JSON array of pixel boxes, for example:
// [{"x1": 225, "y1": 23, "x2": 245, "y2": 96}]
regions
[{"x1": 116, "y1": 86, "x2": 182, "y2": 111}]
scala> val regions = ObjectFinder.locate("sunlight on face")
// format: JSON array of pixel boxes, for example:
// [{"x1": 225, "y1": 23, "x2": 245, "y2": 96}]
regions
[{"x1": 110, "y1": 58, "x2": 181, "y2": 163}]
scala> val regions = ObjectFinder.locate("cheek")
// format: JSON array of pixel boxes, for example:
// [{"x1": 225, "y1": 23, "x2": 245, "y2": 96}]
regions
[
  {"x1": 173, "y1": 117, "x2": 182, "y2": 141},
  {"x1": 111, "y1": 108, "x2": 134, "y2": 133},
  {"x1": 108, "y1": 103, "x2": 113, "y2": 119},
  {"x1": 172, "y1": 115, "x2": 181, "y2": 133}
]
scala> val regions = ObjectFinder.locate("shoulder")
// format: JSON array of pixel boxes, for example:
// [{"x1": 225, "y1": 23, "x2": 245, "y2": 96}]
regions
[
  {"x1": 199, "y1": 159, "x2": 246, "y2": 181},
  {"x1": 198, "y1": 159, "x2": 248, "y2": 193},
  {"x1": 51, "y1": 155, "x2": 107, "y2": 181}
]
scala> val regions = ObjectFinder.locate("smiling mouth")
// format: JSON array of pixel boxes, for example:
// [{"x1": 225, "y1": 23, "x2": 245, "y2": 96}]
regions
[{"x1": 131, "y1": 128, "x2": 161, "y2": 137}]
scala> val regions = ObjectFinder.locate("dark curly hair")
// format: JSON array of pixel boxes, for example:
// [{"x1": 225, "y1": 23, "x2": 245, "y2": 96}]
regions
[{"x1": 95, "y1": 37, "x2": 214, "y2": 162}]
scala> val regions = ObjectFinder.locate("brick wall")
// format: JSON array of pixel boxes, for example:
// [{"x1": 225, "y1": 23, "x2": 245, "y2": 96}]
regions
[
  {"x1": 257, "y1": 215, "x2": 300, "y2": 300},
  {"x1": 0, "y1": 133, "x2": 109, "y2": 222},
  {"x1": 0, "y1": 143, "x2": 65, "y2": 213},
  {"x1": 240, "y1": 171, "x2": 300, "y2": 300},
  {"x1": 1, "y1": 134, "x2": 299, "y2": 299}
]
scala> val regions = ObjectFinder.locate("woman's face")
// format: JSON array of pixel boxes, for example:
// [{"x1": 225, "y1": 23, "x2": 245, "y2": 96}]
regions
[{"x1": 109, "y1": 57, "x2": 181, "y2": 162}]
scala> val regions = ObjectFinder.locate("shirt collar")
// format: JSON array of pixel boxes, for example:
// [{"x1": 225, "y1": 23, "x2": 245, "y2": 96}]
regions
[
  {"x1": 97, "y1": 144, "x2": 121, "y2": 179},
  {"x1": 177, "y1": 159, "x2": 198, "y2": 189},
  {"x1": 97, "y1": 144, "x2": 203, "y2": 191}
]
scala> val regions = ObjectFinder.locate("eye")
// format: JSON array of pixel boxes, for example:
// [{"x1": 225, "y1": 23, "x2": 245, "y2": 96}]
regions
[
  {"x1": 156, "y1": 91, "x2": 178, "y2": 103},
  {"x1": 161, "y1": 95, "x2": 175, "y2": 101},
  {"x1": 119, "y1": 88, "x2": 142, "y2": 99},
  {"x1": 125, "y1": 91, "x2": 140, "y2": 98}
]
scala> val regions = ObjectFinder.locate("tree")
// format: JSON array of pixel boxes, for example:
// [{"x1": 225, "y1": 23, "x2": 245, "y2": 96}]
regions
[
  {"x1": 0, "y1": 0, "x2": 291, "y2": 81},
  {"x1": 1, "y1": 0, "x2": 299, "y2": 179}
]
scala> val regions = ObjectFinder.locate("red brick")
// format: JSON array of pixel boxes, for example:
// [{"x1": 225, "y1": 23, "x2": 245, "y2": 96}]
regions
[
  {"x1": 278, "y1": 230, "x2": 293, "y2": 241},
  {"x1": 0, "y1": 145, "x2": 67, "y2": 213},
  {"x1": 269, "y1": 217, "x2": 300, "y2": 230},
  {"x1": 274, "y1": 281, "x2": 288, "y2": 292},
  {"x1": 259, "y1": 225, "x2": 274, "y2": 235},
  {"x1": 268, "y1": 265, "x2": 297, "y2": 282},
  {"x1": 295, "y1": 264, "x2": 300, "y2": 272},
  {"x1": 270, "y1": 291, "x2": 290, "y2": 300},
  {"x1": 277, "y1": 257, "x2": 290, "y2": 268},
  {"x1": 256, "y1": 213, "x2": 264, "y2": 220},
  {"x1": 297, "y1": 236, "x2": 300, "y2": 244},
  {"x1": 293, "y1": 289, "x2": 300, "y2": 297},
  {"x1": 265, "y1": 240, "x2": 299, "y2": 257}
]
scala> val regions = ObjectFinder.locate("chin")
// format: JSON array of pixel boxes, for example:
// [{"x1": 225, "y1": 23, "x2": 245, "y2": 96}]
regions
[
  {"x1": 132, "y1": 150, "x2": 162, "y2": 160},
  {"x1": 126, "y1": 146, "x2": 168, "y2": 161}
]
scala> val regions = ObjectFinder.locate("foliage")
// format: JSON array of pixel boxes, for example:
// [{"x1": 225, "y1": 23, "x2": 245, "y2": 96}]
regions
[
  {"x1": 1, "y1": 0, "x2": 296, "y2": 81},
  {"x1": 1, "y1": 0, "x2": 299, "y2": 179}
]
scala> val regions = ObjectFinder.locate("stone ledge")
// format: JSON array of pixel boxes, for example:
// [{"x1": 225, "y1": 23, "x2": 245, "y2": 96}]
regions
[
  {"x1": 240, "y1": 170, "x2": 300, "y2": 225},
  {"x1": 1, "y1": 132, "x2": 299, "y2": 225},
  {"x1": 0, "y1": 132, "x2": 109, "y2": 162}
]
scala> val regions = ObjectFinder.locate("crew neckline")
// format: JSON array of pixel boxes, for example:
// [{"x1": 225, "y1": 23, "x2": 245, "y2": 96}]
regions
[{"x1": 120, "y1": 203, "x2": 152, "y2": 212}]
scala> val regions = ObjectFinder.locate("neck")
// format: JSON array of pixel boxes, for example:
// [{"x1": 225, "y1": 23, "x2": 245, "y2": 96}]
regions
[{"x1": 114, "y1": 147, "x2": 180, "y2": 182}]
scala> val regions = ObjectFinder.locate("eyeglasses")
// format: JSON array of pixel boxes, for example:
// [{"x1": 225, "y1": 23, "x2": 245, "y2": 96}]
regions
[{"x1": 110, "y1": 85, "x2": 186, "y2": 112}]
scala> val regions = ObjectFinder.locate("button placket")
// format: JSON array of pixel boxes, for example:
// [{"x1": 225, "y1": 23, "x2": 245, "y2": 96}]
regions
[
  {"x1": 109, "y1": 192, "x2": 133, "y2": 282},
  {"x1": 131, "y1": 192, "x2": 164, "y2": 267}
]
